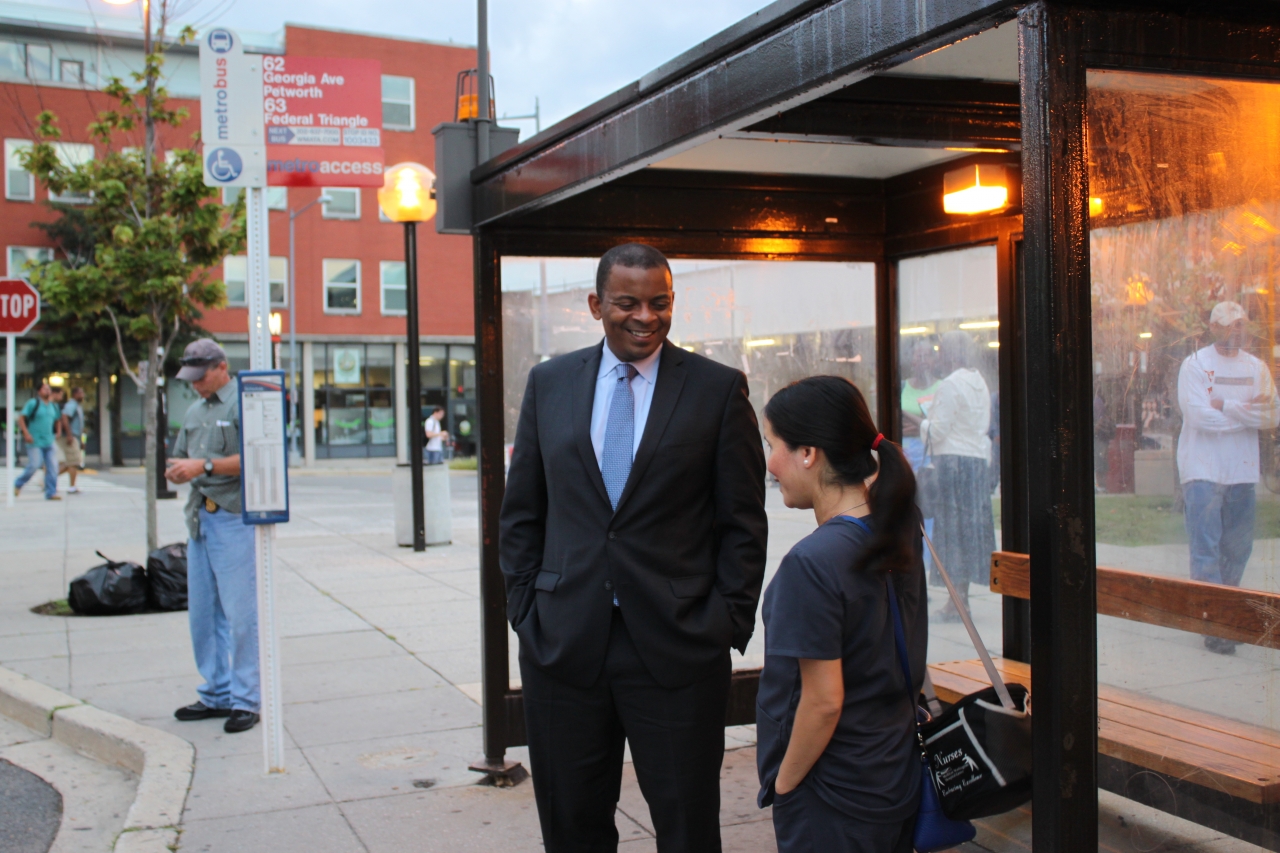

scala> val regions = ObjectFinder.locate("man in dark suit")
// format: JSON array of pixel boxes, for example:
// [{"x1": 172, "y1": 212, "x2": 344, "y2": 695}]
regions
[{"x1": 500, "y1": 243, "x2": 768, "y2": 852}]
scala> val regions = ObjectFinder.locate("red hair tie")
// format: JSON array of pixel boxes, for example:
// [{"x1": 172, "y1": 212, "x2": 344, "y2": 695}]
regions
[{"x1": 871, "y1": 433, "x2": 884, "y2": 450}]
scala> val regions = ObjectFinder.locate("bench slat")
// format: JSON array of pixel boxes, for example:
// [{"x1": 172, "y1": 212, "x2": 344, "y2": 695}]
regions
[
  {"x1": 990, "y1": 551, "x2": 1280, "y2": 649},
  {"x1": 929, "y1": 658, "x2": 1280, "y2": 804}
]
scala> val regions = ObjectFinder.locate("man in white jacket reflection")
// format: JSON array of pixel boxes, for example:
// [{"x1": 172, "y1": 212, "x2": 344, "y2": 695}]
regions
[{"x1": 1177, "y1": 300, "x2": 1280, "y2": 654}]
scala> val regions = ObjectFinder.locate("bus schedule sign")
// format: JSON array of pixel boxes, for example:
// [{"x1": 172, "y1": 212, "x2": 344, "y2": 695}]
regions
[{"x1": 262, "y1": 56, "x2": 384, "y2": 187}]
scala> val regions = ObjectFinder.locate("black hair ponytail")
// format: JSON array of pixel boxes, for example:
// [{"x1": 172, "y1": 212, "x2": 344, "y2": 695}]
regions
[{"x1": 764, "y1": 376, "x2": 918, "y2": 573}]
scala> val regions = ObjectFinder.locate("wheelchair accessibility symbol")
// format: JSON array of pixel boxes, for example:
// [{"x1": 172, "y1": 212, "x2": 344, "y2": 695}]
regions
[{"x1": 206, "y1": 148, "x2": 243, "y2": 182}]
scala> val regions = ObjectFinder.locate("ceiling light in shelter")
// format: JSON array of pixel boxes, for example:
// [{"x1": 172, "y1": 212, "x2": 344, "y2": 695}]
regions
[{"x1": 943, "y1": 164, "x2": 1009, "y2": 214}]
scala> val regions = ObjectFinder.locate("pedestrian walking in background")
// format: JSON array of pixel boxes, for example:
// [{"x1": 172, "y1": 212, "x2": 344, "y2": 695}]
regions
[
  {"x1": 921, "y1": 330, "x2": 995, "y2": 621},
  {"x1": 500, "y1": 242, "x2": 768, "y2": 852},
  {"x1": 164, "y1": 339, "x2": 261, "y2": 734},
  {"x1": 1177, "y1": 300, "x2": 1280, "y2": 654},
  {"x1": 58, "y1": 386, "x2": 86, "y2": 493},
  {"x1": 14, "y1": 382, "x2": 60, "y2": 500},
  {"x1": 757, "y1": 376, "x2": 926, "y2": 853},
  {"x1": 424, "y1": 405, "x2": 448, "y2": 465}
]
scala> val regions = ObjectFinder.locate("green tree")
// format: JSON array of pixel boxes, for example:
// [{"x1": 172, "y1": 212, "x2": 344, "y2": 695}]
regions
[{"x1": 21, "y1": 21, "x2": 244, "y2": 551}]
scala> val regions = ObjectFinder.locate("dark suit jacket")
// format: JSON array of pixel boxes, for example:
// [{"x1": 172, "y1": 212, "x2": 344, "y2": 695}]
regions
[{"x1": 499, "y1": 340, "x2": 768, "y2": 690}]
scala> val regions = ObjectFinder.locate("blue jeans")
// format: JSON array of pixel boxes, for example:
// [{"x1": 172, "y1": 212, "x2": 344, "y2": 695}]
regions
[
  {"x1": 187, "y1": 507, "x2": 260, "y2": 712},
  {"x1": 425, "y1": 449, "x2": 443, "y2": 465},
  {"x1": 1183, "y1": 481, "x2": 1255, "y2": 587},
  {"x1": 15, "y1": 445, "x2": 57, "y2": 498}
]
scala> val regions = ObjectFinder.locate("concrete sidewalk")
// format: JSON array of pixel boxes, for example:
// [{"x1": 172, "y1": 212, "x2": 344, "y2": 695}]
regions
[
  {"x1": 0, "y1": 466, "x2": 1259, "y2": 852},
  {"x1": 0, "y1": 468, "x2": 778, "y2": 852}
]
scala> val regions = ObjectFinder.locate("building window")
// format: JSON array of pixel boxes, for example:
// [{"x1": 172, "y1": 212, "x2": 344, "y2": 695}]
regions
[
  {"x1": 223, "y1": 256, "x2": 289, "y2": 306},
  {"x1": 324, "y1": 259, "x2": 361, "y2": 313},
  {"x1": 380, "y1": 261, "x2": 406, "y2": 314},
  {"x1": 5, "y1": 139, "x2": 32, "y2": 201},
  {"x1": 322, "y1": 188, "x2": 359, "y2": 219},
  {"x1": 382, "y1": 76, "x2": 414, "y2": 131},
  {"x1": 0, "y1": 41, "x2": 54, "y2": 80},
  {"x1": 25, "y1": 45, "x2": 51, "y2": 79},
  {"x1": 59, "y1": 60, "x2": 83, "y2": 84},
  {"x1": 48, "y1": 142, "x2": 94, "y2": 204},
  {"x1": 222, "y1": 186, "x2": 288, "y2": 210},
  {"x1": 0, "y1": 41, "x2": 22, "y2": 78},
  {"x1": 7, "y1": 246, "x2": 54, "y2": 279}
]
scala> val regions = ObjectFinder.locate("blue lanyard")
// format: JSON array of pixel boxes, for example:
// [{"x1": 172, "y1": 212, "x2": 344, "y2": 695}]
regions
[{"x1": 837, "y1": 514, "x2": 871, "y2": 534}]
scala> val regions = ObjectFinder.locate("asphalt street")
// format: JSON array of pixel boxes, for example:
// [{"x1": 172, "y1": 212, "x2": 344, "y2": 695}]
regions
[{"x1": 0, "y1": 759, "x2": 61, "y2": 853}]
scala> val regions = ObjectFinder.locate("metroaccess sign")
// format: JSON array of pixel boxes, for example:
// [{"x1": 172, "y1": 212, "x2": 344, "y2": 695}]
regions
[
  {"x1": 0, "y1": 278, "x2": 39, "y2": 335},
  {"x1": 262, "y1": 57, "x2": 384, "y2": 187}
]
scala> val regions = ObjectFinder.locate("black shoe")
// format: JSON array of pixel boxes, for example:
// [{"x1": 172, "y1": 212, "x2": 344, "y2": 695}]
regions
[
  {"x1": 224, "y1": 710, "x2": 260, "y2": 733},
  {"x1": 1204, "y1": 636, "x2": 1238, "y2": 655},
  {"x1": 175, "y1": 702, "x2": 232, "y2": 721}
]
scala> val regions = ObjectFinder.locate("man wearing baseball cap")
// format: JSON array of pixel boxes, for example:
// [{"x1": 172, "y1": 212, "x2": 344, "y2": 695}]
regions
[
  {"x1": 164, "y1": 339, "x2": 260, "y2": 732},
  {"x1": 1177, "y1": 300, "x2": 1280, "y2": 654}
]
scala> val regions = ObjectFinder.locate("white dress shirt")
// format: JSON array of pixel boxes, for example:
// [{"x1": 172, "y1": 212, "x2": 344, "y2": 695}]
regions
[
  {"x1": 920, "y1": 368, "x2": 992, "y2": 461},
  {"x1": 1177, "y1": 344, "x2": 1280, "y2": 484},
  {"x1": 590, "y1": 340, "x2": 662, "y2": 468}
]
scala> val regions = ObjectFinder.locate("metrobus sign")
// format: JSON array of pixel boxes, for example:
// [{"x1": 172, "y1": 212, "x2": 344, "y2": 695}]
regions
[{"x1": 0, "y1": 278, "x2": 39, "y2": 335}]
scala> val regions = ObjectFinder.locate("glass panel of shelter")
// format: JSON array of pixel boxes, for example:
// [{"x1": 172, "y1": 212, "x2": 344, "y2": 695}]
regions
[
  {"x1": 500, "y1": 256, "x2": 882, "y2": 681},
  {"x1": 895, "y1": 246, "x2": 1003, "y2": 664},
  {"x1": 1087, "y1": 68, "x2": 1280, "y2": 842}
]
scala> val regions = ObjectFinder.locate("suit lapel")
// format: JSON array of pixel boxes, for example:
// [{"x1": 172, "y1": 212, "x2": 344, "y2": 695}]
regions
[
  {"x1": 614, "y1": 342, "x2": 686, "y2": 514},
  {"x1": 573, "y1": 343, "x2": 612, "y2": 507}
]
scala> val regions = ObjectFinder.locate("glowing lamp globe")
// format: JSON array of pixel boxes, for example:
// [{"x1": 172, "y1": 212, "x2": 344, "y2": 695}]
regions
[
  {"x1": 378, "y1": 162, "x2": 437, "y2": 223},
  {"x1": 942, "y1": 164, "x2": 1009, "y2": 215}
]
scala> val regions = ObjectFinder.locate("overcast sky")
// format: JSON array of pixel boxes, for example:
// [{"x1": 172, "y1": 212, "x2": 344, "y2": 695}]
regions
[{"x1": 45, "y1": 0, "x2": 773, "y2": 139}]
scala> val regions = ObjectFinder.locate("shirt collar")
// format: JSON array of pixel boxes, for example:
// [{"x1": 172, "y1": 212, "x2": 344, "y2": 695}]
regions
[
  {"x1": 209, "y1": 380, "x2": 236, "y2": 405},
  {"x1": 598, "y1": 339, "x2": 662, "y2": 385}
]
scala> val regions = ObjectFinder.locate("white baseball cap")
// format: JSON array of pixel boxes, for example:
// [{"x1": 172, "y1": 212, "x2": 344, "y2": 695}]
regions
[{"x1": 1209, "y1": 301, "x2": 1248, "y2": 326}]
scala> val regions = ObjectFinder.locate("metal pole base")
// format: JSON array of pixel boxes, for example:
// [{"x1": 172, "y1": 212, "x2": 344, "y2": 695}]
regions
[{"x1": 468, "y1": 758, "x2": 528, "y2": 788}]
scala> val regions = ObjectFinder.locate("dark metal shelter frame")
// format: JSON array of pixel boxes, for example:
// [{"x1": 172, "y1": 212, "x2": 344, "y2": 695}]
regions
[{"x1": 462, "y1": 2, "x2": 1280, "y2": 849}]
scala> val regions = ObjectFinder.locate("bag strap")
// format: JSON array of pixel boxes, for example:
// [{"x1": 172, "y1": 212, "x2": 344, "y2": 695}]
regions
[
  {"x1": 921, "y1": 523, "x2": 1016, "y2": 710},
  {"x1": 885, "y1": 573, "x2": 916, "y2": 705}
]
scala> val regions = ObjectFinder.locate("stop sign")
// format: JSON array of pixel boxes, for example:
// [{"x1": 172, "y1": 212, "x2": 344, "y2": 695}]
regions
[{"x1": 0, "y1": 278, "x2": 39, "y2": 335}]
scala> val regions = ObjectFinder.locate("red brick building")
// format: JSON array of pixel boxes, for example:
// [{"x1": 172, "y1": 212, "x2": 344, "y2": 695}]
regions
[{"x1": 1, "y1": 6, "x2": 478, "y2": 463}]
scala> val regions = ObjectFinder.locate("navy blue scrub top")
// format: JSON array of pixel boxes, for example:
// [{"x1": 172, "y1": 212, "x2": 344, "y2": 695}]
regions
[{"x1": 756, "y1": 514, "x2": 928, "y2": 823}]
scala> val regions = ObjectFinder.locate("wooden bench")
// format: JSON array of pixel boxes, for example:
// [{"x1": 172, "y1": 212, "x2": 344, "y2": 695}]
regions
[{"x1": 923, "y1": 551, "x2": 1280, "y2": 850}]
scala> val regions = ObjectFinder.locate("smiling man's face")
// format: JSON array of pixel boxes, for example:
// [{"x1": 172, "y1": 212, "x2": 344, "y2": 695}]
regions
[{"x1": 588, "y1": 264, "x2": 674, "y2": 362}]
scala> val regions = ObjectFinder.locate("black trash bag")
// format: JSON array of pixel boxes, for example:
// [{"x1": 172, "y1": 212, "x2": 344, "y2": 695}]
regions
[
  {"x1": 68, "y1": 552, "x2": 148, "y2": 616},
  {"x1": 146, "y1": 542, "x2": 188, "y2": 611}
]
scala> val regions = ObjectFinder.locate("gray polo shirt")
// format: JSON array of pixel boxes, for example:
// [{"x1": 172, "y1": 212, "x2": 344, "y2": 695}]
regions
[{"x1": 172, "y1": 380, "x2": 243, "y2": 538}]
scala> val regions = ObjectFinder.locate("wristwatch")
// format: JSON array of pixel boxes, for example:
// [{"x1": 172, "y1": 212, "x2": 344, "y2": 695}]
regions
[{"x1": 203, "y1": 459, "x2": 214, "y2": 476}]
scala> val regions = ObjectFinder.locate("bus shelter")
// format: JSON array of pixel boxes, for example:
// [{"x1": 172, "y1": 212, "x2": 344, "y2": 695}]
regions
[{"x1": 461, "y1": 2, "x2": 1280, "y2": 849}]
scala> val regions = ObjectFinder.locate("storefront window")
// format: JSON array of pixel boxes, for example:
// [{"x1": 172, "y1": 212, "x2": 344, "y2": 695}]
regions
[
  {"x1": 315, "y1": 343, "x2": 396, "y2": 458},
  {"x1": 1087, "y1": 69, "x2": 1280, "y2": 833}
]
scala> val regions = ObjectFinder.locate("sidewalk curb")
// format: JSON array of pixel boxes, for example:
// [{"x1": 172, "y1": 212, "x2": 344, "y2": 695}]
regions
[{"x1": 0, "y1": 667, "x2": 193, "y2": 852}]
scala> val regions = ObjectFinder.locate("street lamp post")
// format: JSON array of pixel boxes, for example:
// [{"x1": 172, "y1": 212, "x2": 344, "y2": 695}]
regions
[
  {"x1": 287, "y1": 192, "x2": 331, "y2": 465},
  {"x1": 377, "y1": 163, "x2": 437, "y2": 551}
]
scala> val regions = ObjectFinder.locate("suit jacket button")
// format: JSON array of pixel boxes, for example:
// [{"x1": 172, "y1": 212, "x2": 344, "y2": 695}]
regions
[
  {"x1": 608, "y1": 532, "x2": 616, "y2": 540},
  {"x1": 604, "y1": 580, "x2": 613, "y2": 591}
]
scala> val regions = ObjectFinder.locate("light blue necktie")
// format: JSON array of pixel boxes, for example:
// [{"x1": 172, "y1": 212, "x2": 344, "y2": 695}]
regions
[{"x1": 601, "y1": 363, "x2": 638, "y2": 511}]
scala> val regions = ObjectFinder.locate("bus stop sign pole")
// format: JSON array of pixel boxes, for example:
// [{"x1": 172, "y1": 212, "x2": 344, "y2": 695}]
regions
[
  {"x1": 1, "y1": 278, "x2": 41, "y2": 509},
  {"x1": 199, "y1": 28, "x2": 282, "y2": 775}
]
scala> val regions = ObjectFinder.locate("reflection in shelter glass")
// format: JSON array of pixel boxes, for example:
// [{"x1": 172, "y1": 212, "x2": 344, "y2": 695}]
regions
[
  {"x1": 1088, "y1": 69, "x2": 1280, "y2": 837},
  {"x1": 896, "y1": 246, "x2": 1002, "y2": 662},
  {"x1": 500, "y1": 257, "x2": 878, "y2": 676}
]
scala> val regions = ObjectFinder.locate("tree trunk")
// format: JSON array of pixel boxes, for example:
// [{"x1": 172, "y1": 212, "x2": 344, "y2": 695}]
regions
[
  {"x1": 143, "y1": 339, "x2": 160, "y2": 553},
  {"x1": 97, "y1": 359, "x2": 112, "y2": 468}
]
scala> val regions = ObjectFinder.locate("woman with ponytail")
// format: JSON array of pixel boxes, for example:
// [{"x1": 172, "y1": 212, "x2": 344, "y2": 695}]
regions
[{"x1": 755, "y1": 376, "x2": 928, "y2": 853}]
